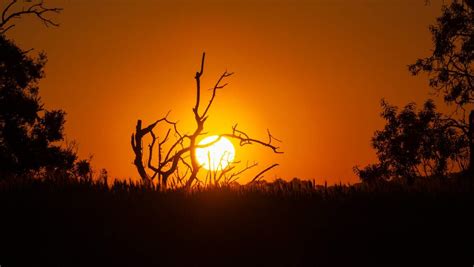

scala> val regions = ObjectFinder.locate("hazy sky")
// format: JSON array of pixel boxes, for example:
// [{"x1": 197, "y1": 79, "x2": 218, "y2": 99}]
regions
[{"x1": 7, "y1": 0, "x2": 447, "y2": 184}]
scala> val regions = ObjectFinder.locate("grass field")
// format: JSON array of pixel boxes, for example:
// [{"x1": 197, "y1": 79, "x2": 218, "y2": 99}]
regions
[{"x1": 1, "y1": 177, "x2": 473, "y2": 266}]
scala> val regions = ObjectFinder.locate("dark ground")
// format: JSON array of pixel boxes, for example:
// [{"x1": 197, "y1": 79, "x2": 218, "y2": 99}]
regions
[{"x1": 0, "y1": 179, "x2": 473, "y2": 267}]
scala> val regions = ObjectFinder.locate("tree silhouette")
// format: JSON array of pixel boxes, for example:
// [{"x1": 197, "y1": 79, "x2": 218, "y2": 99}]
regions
[
  {"x1": 409, "y1": 0, "x2": 474, "y2": 173},
  {"x1": 0, "y1": 1, "x2": 79, "y2": 178},
  {"x1": 354, "y1": 99, "x2": 468, "y2": 184},
  {"x1": 131, "y1": 53, "x2": 282, "y2": 188},
  {"x1": 356, "y1": 1, "x2": 474, "y2": 184},
  {"x1": 0, "y1": 35, "x2": 77, "y2": 177}
]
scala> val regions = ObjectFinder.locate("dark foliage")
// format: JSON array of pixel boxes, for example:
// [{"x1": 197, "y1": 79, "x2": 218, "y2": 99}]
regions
[
  {"x1": 0, "y1": 34, "x2": 76, "y2": 177},
  {"x1": 409, "y1": 0, "x2": 474, "y2": 107},
  {"x1": 355, "y1": 100, "x2": 468, "y2": 184},
  {"x1": 357, "y1": 1, "x2": 474, "y2": 183}
]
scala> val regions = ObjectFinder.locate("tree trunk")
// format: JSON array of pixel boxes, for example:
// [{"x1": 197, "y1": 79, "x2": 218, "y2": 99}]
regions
[
  {"x1": 131, "y1": 120, "x2": 149, "y2": 182},
  {"x1": 185, "y1": 137, "x2": 200, "y2": 188}
]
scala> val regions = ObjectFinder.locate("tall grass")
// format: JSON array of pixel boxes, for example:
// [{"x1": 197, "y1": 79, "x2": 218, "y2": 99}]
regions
[{"x1": 0, "y1": 174, "x2": 472, "y2": 266}]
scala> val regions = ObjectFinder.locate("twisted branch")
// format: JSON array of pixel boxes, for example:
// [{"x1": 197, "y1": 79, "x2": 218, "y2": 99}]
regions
[{"x1": 1, "y1": 0, "x2": 62, "y2": 34}]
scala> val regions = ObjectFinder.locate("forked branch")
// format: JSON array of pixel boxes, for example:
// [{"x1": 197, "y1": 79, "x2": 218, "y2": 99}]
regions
[
  {"x1": 222, "y1": 125, "x2": 283, "y2": 154},
  {"x1": 1, "y1": 0, "x2": 62, "y2": 34}
]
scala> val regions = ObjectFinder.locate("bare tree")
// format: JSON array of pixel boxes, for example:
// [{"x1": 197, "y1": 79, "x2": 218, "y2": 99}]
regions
[
  {"x1": 0, "y1": 0, "x2": 62, "y2": 34},
  {"x1": 131, "y1": 53, "x2": 283, "y2": 189}
]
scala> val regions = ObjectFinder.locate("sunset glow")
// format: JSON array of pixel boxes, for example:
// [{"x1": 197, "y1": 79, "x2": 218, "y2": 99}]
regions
[
  {"x1": 1, "y1": 1, "x2": 472, "y2": 265},
  {"x1": 7, "y1": 0, "x2": 448, "y2": 184},
  {"x1": 196, "y1": 136, "x2": 235, "y2": 171}
]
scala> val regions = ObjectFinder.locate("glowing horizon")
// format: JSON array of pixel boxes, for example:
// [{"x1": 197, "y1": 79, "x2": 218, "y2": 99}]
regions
[{"x1": 8, "y1": 0, "x2": 448, "y2": 184}]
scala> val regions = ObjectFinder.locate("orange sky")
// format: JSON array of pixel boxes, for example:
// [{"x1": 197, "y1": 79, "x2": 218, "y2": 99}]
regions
[{"x1": 7, "y1": 0, "x2": 447, "y2": 184}]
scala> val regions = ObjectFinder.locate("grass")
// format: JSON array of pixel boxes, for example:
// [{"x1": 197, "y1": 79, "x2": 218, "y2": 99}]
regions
[{"x1": 0, "y1": 176, "x2": 473, "y2": 266}]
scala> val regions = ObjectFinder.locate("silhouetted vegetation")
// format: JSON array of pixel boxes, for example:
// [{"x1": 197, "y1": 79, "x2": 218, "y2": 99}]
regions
[
  {"x1": 0, "y1": 34, "x2": 80, "y2": 178},
  {"x1": 354, "y1": 99, "x2": 468, "y2": 184},
  {"x1": 410, "y1": 0, "x2": 474, "y2": 107},
  {"x1": 410, "y1": 0, "x2": 474, "y2": 172},
  {"x1": 1, "y1": 1, "x2": 473, "y2": 266},
  {"x1": 0, "y1": 176, "x2": 472, "y2": 266},
  {"x1": 0, "y1": 2, "x2": 91, "y2": 181},
  {"x1": 356, "y1": 0, "x2": 474, "y2": 183}
]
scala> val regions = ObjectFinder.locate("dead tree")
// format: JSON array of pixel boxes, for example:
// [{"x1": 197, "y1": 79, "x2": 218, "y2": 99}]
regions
[
  {"x1": 131, "y1": 53, "x2": 283, "y2": 188},
  {"x1": 1, "y1": 0, "x2": 62, "y2": 34}
]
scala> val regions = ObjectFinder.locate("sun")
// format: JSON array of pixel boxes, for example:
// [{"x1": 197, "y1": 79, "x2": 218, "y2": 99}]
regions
[{"x1": 195, "y1": 135, "x2": 235, "y2": 171}]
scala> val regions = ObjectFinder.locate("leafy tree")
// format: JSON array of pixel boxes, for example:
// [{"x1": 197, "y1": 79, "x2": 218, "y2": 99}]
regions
[
  {"x1": 410, "y1": 0, "x2": 474, "y2": 106},
  {"x1": 356, "y1": 1, "x2": 474, "y2": 183},
  {"x1": 0, "y1": 1, "x2": 77, "y2": 178},
  {"x1": 409, "y1": 0, "x2": 474, "y2": 171},
  {"x1": 354, "y1": 100, "x2": 468, "y2": 184},
  {"x1": 0, "y1": 35, "x2": 77, "y2": 177}
]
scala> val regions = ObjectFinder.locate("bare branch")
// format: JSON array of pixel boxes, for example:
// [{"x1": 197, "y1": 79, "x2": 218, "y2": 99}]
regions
[
  {"x1": 160, "y1": 128, "x2": 172, "y2": 146},
  {"x1": 248, "y1": 163, "x2": 280, "y2": 184},
  {"x1": 163, "y1": 136, "x2": 185, "y2": 163},
  {"x1": 193, "y1": 52, "x2": 206, "y2": 119},
  {"x1": 147, "y1": 130, "x2": 159, "y2": 174},
  {"x1": 221, "y1": 125, "x2": 283, "y2": 154},
  {"x1": 201, "y1": 71, "x2": 234, "y2": 118},
  {"x1": 140, "y1": 110, "x2": 172, "y2": 136},
  {"x1": 179, "y1": 157, "x2": 192, "y2": 176},
  {"x1": 1, "y1": 0, "x2": 63, "y2": 34},
  {"x1": 160, "y1": 147, "x2": 191, "y2": 176},
  {"x1": 227, "y1": 161, "x2": 258, "y2": 183},
  {"x1": 1, "y1": 0, "x2": 17, "y2": 22},
  {"x1": 217, "y1": 164, "x2": 236, "y2": 184},
  {"x1": 131, "y1": 53, "x2": 282, "y2": 189}
]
